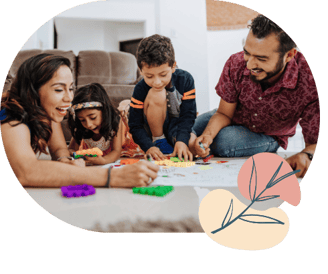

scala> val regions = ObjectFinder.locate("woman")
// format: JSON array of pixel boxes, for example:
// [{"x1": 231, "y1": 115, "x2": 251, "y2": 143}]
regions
[{"x1": 1, "y1": 53, "x2": 158, "y2": 187}]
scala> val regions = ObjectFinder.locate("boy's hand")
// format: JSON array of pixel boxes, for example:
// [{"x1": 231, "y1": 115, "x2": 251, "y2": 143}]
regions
[
  {"x1": 145, "y1": 146, "x2": 166, "y2": 161},
  {"x1": 194, "y1": 135, "x2": 212, "y2": 158},
  {"x1": 170, "y1": 141, "x2": 193, "y2": 162},
  {"x1": 84, "y1": 155, "x2": 106, "y2": 166}
]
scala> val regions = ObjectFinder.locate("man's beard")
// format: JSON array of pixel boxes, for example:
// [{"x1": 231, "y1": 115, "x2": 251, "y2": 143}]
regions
[{"x1": 249, "y1": 56, "x2": 285, "y2": 84}]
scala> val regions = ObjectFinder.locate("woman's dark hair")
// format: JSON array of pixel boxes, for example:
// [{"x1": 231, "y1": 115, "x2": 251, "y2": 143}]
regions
[
  {"x1": 1, "y1": 53, "x2": 71, "y2": 154},
  {"x1": 249, "y1": 14, "x2": 297, "y2": 57},
  {"x1": 136, "y1": 34, "x2": 175, "y2": 70},
  {"x1": 68, "y1": 83, "x2": 120, "y2": 145}
]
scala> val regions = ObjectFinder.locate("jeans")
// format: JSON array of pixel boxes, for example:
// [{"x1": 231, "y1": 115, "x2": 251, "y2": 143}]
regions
[{"x1": 192, "y1": 109, "x2": 280, "y2": 157}]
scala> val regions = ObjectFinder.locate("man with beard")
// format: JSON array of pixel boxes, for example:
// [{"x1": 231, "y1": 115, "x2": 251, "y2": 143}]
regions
[{"x1": 189, "y1": 14, "x2": 319, "y2": 178}]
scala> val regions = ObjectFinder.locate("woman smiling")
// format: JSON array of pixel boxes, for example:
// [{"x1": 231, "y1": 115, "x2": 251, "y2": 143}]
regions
[{"x1": 1, "y1": 54, "x2": 158, "y2": 187}]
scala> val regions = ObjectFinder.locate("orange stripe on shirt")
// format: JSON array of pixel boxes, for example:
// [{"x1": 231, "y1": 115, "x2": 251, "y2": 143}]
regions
[
  {"x1": 131, "y1": 97, "x2": 144, "y2": 105},
  {"x1": 130, "y1": 102, "x2": 144, "y2": 109},
  {"x1": 182, "y1": 95, "x2": 196, "y2": 100},
  {"x1": 184, "y1": 89, "x2": 196, "y2": 96}
]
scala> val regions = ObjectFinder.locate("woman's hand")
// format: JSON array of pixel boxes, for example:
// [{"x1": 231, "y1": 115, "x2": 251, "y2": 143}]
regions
[
  {"x1": 58, "y1": 157, "x2": 86, "y2": 167},
  {"x1": 110, "y1": 161, "x2": 159, "y2": 188}
]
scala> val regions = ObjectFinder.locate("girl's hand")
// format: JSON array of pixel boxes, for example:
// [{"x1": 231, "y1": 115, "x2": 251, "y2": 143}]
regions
[
  {"x1": 170, "y1": 141, "x2": 193, "y2": 162},
  {"x1": 110, "y1": 161, "x2": 159, "y2": 188},
  {"x1": 145, "y1": 146, "x2": 166, "y2": 161},
  {"x1": 84, "y1": 155, "x2": 106, "y2": 166}
]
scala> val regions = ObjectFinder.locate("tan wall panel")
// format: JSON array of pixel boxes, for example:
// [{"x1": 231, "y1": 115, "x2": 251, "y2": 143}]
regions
[{"x1": 206, "y1": 0, "x2": 258, "y2": 30}]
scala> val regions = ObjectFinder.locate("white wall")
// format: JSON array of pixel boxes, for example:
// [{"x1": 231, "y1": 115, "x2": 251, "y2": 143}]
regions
[
  {"x1": 55, "y1": 18, "x2": 106, "y2": 54},
  {"x1": 207, "y1": 28, "x2": 249, "y2": 110},
  {"x1": 56, "y1": 0, "x2": 155, "y2": 36},
  {"x1": 104, "y1": 21, "x2": 119, "y2": 52},
  {"x1": 21, "y1": 19, "x2": 54, "y2": 50},
  {"x1": 114, "y1": 22, "x2": 145, "y2": 42},
  {"x1": 157, "y1": 0, "x2": 210, "y2": 114},
  {"x1": 53, "y1": 1, "x2": 153, "y2": 55}
]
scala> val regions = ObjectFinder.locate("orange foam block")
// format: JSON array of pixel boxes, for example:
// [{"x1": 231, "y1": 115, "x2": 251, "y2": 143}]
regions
[
  {"x1": 76, "y1": 147, "x2": 103, "y2": 156},
  {"x1": 120, "y1": 159, "x2": 140, "y2": 165}
]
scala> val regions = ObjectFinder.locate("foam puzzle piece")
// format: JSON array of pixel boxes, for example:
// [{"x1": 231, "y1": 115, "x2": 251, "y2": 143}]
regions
[
  {"x1": 217, "y1": 160, "x2": 228, "y2": 164},
  {"x1": 73, "y1": 147, "x2": 103, "y2": 159},
  {"x1": 203, "y1": 155, "x2": 214, "y2": 162},
  {"x1": 132, "y1": 186, "x2": 174, "y2": 197},
  {"x1": 120, "y1": 159, "x2": 140, "y2": 165},
  {"x1": 170, "y1": 157, "x2": 183, "y2": 162},
  {"x1": 198, "y1": 165, "x2": 213, "y2": 170},
  {"x1": 154, "y1": 159, "x2": 195, "y2": 167},
  {"x1": 61, "y1": 184, "x2": 96, "y2": 198}
]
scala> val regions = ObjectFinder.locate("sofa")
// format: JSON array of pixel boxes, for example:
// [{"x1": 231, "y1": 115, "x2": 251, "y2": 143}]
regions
[{"x1": 3, "y1": 49, "x2": 141, "y2": 142}]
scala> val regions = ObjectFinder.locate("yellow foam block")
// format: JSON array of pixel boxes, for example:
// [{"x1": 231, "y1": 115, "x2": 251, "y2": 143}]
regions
[{"x1": 154, "y1": 159, "x2": 195, "y2": 167}]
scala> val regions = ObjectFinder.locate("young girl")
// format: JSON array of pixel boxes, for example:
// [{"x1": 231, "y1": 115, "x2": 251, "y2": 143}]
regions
[{"x1": 68, "y1": 83, "x2": 122, "y2": 165}]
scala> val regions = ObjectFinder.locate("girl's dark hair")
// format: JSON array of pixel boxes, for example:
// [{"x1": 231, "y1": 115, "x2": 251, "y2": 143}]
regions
[
  {"x1": 1, "y1": 53, "x2": 71, "y2": 154},
  {"x1": 68, "y1": 83, "x2": 120, "y2": 145},
  {"x1": 136, "y1": 34, "x2": 175, "y2": 70},
  {"x1": 249, "y1": 14, "x2": 297, "y2": 57}
]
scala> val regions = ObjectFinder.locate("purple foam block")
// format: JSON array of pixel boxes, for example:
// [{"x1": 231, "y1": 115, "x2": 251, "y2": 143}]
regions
[{"x1": 61, "y1": 184, "x2": 95, "y2": 198}]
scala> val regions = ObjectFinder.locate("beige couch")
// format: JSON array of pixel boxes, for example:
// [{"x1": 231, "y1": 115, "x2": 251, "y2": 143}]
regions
[{"x1": 3, "y1": 49, "x2": 141, "y2": 142}]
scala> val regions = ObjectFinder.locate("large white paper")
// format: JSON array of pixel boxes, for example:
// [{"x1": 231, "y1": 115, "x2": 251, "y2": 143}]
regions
[{"x1": 152, "y1": 160, "x2": 247, "y2": 187}]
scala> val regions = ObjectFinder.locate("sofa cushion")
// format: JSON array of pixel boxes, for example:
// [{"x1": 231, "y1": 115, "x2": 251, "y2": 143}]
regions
[
  {"x1": 109, "y1": 52, "x2": 138, "y2": 85},
  {"x1": 77, "y1": 51, "x2": 138, "y2": 87},
  {"x1": 8, "y1": 49, "x2": 76, "y2": 79},
  {"x1": 3, "y1": 49, "x2": 76, "y2": 96}
]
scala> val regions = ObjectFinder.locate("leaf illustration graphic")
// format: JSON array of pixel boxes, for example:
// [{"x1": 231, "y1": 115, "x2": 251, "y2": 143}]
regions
[
  {"x1": 266, "y1": 161, "x2": 283, "y2": 189},
  {"x1": 239, "y1": 214, "x2": 284, "y2": 225},
  {"x1": 248, "y1": 157, "x2": 258, "y2": 201},
  {"x1": 256, "y1": 195, "x2": 280, "y2": 202},
  {"x1": 222, "y1": 199, "x2": 233, "y2": 227},
  {"x1": 268, "y1": 169, "x2": 301, "y2": 189}
]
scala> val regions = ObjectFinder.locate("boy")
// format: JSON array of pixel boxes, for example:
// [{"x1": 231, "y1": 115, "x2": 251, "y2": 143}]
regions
[{"x1": 129, "y1": 34, "x2": 196, "y2": 161}]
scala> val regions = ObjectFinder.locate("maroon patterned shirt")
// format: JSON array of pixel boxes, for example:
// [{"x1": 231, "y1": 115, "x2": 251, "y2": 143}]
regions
[{"x1": 215, "y1": 51, "x2": 319, "y2": 149}]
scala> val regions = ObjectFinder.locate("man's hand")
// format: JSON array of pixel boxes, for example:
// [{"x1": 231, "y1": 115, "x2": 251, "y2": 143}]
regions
[
  {"x1": 286, "y1": 152, "x2": 311, "y2": 178},
  {"x1": 145, "y1": 146, "x2": 166, "y2": 161},
  {"x1": 194, "y1": 135, "x2": 213, "y2": 158},
  {"x1": 170, "y1": 141, "x2": 193, "y2": 162}
]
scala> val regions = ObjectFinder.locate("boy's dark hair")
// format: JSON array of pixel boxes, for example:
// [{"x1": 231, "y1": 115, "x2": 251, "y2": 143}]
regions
[
  {"x1": 249, "y1": 14, "x2": 297, "y2": 57},
  {"x1": 1, "y1": 53, "x2": 71, "y2": 154},
  {"x1": 136, "y1": 34, "x2": 175, "y2": 70},
  {"x1": 68, "y1": 83, "x2": 120, "y2": 145}
]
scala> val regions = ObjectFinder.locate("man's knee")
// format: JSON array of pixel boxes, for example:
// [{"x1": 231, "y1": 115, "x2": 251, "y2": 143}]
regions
[{"x1": 209, "y1": 126, "x2": 241, "y2": 156}]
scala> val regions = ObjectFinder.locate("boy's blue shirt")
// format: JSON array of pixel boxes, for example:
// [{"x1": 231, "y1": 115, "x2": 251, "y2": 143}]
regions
[{"x1": 128, "y1": 68, "x2": 196, "y2": 153}]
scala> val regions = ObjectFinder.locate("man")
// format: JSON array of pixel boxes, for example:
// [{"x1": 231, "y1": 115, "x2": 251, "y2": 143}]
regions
[{"x1": 189, "y1": 14, "x2": 319, "y2": 178}]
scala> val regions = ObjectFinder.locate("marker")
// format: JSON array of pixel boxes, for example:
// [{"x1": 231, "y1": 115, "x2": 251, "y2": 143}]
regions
[
  {"x1": 199, "y1": 142, "x2": 205, "y2": 150},
  {"x1": 146, "y1": 154, "x2": 153, "y2": 161}
]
